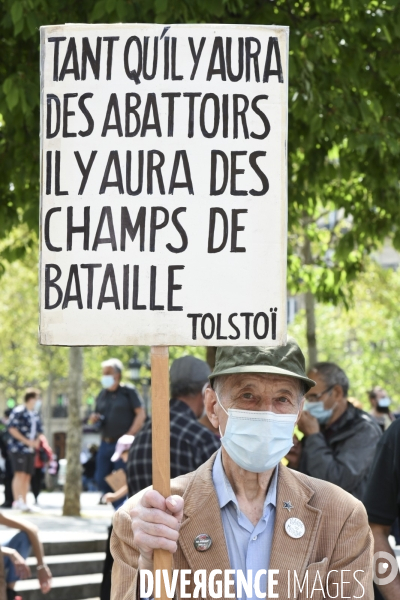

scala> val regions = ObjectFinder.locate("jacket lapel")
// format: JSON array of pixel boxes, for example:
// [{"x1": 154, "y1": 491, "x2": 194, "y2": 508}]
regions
[
  {"x1": 269, "y1": 466, "x2": 322, "y2": 599},
  {"x1": 176, "y1": 457, "x2": 322, "y2": 600},
  {"x1": 177, "y1": 456, "x2": 231, "y2": 599}
]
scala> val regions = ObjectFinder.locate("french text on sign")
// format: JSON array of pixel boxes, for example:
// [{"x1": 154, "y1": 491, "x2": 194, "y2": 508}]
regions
[{"x1": 39, "y1": 23, "x2": 288, "y2": 346}]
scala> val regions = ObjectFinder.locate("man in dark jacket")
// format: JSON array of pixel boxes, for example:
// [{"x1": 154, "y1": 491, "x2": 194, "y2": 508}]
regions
[{"x1": 297, "y1": 361, "x2": 381, "y2": 500}]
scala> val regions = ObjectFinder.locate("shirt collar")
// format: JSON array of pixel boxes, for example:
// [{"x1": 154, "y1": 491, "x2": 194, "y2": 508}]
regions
[
  {"x1": 212, "y1": 449, "x2": 278, "y2": 517},
  {"x1": 170, "y1": 398, "x2": 197, "y2": 419}
]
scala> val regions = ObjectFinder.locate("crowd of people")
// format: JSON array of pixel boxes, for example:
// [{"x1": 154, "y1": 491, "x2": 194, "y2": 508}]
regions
[
  {"x1": 92, "y1": 347, "x2": 399, "y2": 600},
  {"x1": 0, "y1": 343, "x2": 399, "y2": 599}
]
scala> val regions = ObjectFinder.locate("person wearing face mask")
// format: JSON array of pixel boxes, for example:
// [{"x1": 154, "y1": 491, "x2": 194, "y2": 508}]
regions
[
  {"x1": 297, "y1": 362, "x2": 381, "y2": 501},
  {"x1": 91, "y1": 358, "x2": 146, "y2": 508},
  {"x1": 110, "y1": 341, "x2": 374, "y2": 600},
  {"x1": 7, "y1": 389, "x2": 43, "y2": 511},
  {"x1": 368, "y1": 386, "x2": 396, "y2": 432}
]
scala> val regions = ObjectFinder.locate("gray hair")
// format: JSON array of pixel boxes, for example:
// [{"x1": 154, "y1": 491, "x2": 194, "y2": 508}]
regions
[
  {"x1": 310, "y1": 362, "x2": 349, "y2": 397},
  {"x1": 101, "y1": 358, "x2": 123, "y2": 374}
]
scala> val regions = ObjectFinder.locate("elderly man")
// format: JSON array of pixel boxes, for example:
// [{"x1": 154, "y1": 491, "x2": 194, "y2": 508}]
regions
[
  {"x1": 111, "y1": 341, "x2": 373, "y2": 599},
  {"x1": 297, "y1": 362, "x2": 381, "y2": 500},
  {"x1": 92, "y1": 358, "x2": 146, "y2": 507}
]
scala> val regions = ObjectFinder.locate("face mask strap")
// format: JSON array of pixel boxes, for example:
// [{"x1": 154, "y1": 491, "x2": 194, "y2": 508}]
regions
[
  {"x1": 214, "y1": 391, "x2": 229, "y2": 438},
  {"x1": 215, "y1": 392, "x2": 229, "y2": 416}
]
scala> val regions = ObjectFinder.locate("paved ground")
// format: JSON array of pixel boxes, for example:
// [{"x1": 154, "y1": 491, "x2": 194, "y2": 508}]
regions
[{"x1": 0, "y1": 487, "x2": 113, "y2": 543}]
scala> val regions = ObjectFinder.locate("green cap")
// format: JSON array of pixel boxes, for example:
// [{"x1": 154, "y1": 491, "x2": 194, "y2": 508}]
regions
[{"x1": 209, "y1": 338, "x2": 315, "y2": 391}]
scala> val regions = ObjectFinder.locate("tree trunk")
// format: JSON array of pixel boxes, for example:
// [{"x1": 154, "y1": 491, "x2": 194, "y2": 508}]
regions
[
  {"x1": 44, "y1": 373, "x2": 53, "y2": 444},
  {"x1": 305, "y1": 291, "x2": 318, "y2": 367},
  {"x1": 63, "y1": 347, "x2": 83, "y2": 516}
]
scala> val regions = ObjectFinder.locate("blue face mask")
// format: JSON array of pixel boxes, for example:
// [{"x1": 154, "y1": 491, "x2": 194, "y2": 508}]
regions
[
  {"x1": 303, "y1": 400, "x2": 333, "y2": 425},
  {"x1": 217, "y1": 394, "x2": 298, "y2": 473},
  {"x1": 101, "y1": 375, "x2": 115, "y2": 389},
  {"x1": 378, "y1": 396, "x2": 391, "y2": 408}
]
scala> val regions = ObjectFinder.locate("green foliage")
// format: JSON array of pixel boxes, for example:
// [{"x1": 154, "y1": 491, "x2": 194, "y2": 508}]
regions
[
  {"x1": 289, "y1": 261, "x2": 400, "y2": 408},
  {"x1": 1, "y1": 0, "x2": 400, "y2": 302},
  {"x1": 0, "y1": 239, "x2": 68, "y2": 400},
  {"x1": 0, "y1": 239, "x2": 205, "y2": 402}
]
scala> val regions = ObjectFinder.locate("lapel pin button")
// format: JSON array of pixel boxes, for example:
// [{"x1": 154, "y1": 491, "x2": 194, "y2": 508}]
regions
[
  {"x1": 285, "y1": 517, "x2": 305, "y2": 539},
  {"x1": 283, "y1": 501, "x2": 293, "y2": 512},
  {"x1": 194, "y1": 534, "x2": 212, "y2": 551}
]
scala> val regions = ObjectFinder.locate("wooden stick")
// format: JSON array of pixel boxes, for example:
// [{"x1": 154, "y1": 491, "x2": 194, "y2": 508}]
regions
[{"x1": 151, "y1": 346, "x2": 172, "y2": 599}]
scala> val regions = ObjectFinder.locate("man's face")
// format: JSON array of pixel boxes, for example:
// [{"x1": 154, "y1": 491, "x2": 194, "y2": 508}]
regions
[
  {"x1": 102, "y1": 366, "x2": 121, "y2": 388},
  {"x1": 26, "y1": 397, "x2": 38, "y2": 411},
  {"x1": 205, "y1": 373, "x2": 304, "y2": 435},
  {"x1": 305, "y1": 371, "x2": 340, "y2": 410}
]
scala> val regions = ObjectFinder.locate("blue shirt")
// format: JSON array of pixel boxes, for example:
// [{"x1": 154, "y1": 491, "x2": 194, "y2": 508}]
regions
[{"x1": 212, "y1": 450, "x2": 278, "y2": 600}]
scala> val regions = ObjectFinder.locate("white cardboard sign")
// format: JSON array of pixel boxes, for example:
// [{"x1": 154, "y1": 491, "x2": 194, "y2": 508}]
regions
[{"x1": 39, "y1": 24, "x2": 288, "y2": 346}]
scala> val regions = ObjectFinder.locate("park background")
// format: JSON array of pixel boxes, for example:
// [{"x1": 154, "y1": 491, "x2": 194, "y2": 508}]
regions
[{"x1": 1, "y1": 0, "x2": 400, "y2": 499}]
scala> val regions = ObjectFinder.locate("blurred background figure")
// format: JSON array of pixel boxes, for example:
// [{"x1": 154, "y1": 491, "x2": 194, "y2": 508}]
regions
[
  {"x1": 297, "y1": 362, "x2": 381, "y2": 500},
  {"x1": 0, "y1": 409, "x2": 13, "y2": 508},
  {"x1": 347, "y1": 396, "x2": 363, "y2": 410},
  {"x1": 46, "y1": 454, "x2": 59, "y2": 492},
  {"x1": 81, "y1": 444, "x2": 98, "y2": 492},
  {"x1": 90, "y1": 358, "x2": 145, "y2": 507},
  {"x1": 8, "y1": 389, "x2": 43, "y2": 511},
  {"x1": 31, "y1": 434, "x2": 52, "y2": 505},
  {"x1": 103, "y1": 435, "x2": 133, "y2": 507},
  {"x1": 285, "y1": 433, "x2": 303, "y2": 470},
  {"x1": 368, "y1": 385, "x2": 397, "y2": 431},
  {"x1": 364, "y1": 417, "x2": 400, "y2": 599},
  {"x1": 0, "y1": 511, "x2": 52, "y2": 596},
  {"x1": 100, "y1": 435, "x2": 133, "y2": 600},
  {"x1": 127, "y1": 355, "x2": 220, "y2": 497}
]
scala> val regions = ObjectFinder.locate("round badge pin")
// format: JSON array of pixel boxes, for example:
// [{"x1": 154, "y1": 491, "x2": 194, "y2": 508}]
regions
[
  {"x1": 194, "y1": 534, "x2": 212, "y2": 552},
  {"x1": 285, "y1": 517, "x2": 305, "y2": 539}
]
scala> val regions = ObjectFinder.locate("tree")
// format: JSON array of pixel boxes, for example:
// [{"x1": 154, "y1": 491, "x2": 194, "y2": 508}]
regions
[
  {"x1": 289, "y1": 260, "x2": 400, "y2": 407},
  {"x1": 0, "y1": 234, "x2": 68, "y2": 402},
  {"x1": 1, "y1": 0, "x2": 400, "y2": 284}
]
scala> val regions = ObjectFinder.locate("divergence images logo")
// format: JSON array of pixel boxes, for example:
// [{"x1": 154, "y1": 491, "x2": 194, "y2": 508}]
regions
[{"x1": 373, "y1": 551, "x2": 399, "y2": 586}]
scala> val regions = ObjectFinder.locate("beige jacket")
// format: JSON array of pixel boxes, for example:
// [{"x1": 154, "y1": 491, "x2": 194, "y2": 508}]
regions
[
  {"x1": 0, "y1": 550, "x2": 6, "y2": 600},
  {"x1": 111, "y1": 454, "x2": 373, "y2": 600}
]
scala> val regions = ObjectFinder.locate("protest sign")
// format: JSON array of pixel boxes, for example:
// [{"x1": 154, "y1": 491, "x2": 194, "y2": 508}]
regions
[{"x1": 39, "y1": 24, "x2": 289, "y2": 347}]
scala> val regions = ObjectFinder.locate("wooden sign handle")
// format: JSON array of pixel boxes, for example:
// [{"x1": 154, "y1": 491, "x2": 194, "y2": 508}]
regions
[{"x1": 151, "y1": 346, "x2": 172, "y2": 599}]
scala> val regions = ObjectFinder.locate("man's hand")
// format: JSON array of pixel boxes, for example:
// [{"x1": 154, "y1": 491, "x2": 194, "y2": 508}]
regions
[
  {"x1": 9, "y1": 550, "x2": 31, "y2": 579},
  {"x1": 89, "y1": 412, "x2": 101, "y2": 424},
  {"x1": 31, "y1": 438, "x2": 40, "y2": 450},
  {"x1": 131, "y1": 490, "x2": 184, "y2": 571},
  {"x1": 297, "y1": 411, "x2": 320, "y2": 436},
  {"x1": 104, "y1": 492, "x2": 117, "y2": 504},
  {"x1": 37, "y1": 565, "x2": 52, "y2": 594}
]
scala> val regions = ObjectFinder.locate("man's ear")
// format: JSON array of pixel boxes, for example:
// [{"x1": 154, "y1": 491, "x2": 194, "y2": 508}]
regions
[
  {"x1": 205, "y1": 388, "x2": 219, "y2": 428},
  {"x1": 332, "y1": 384, "x2": 344, "y2": 401}
]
